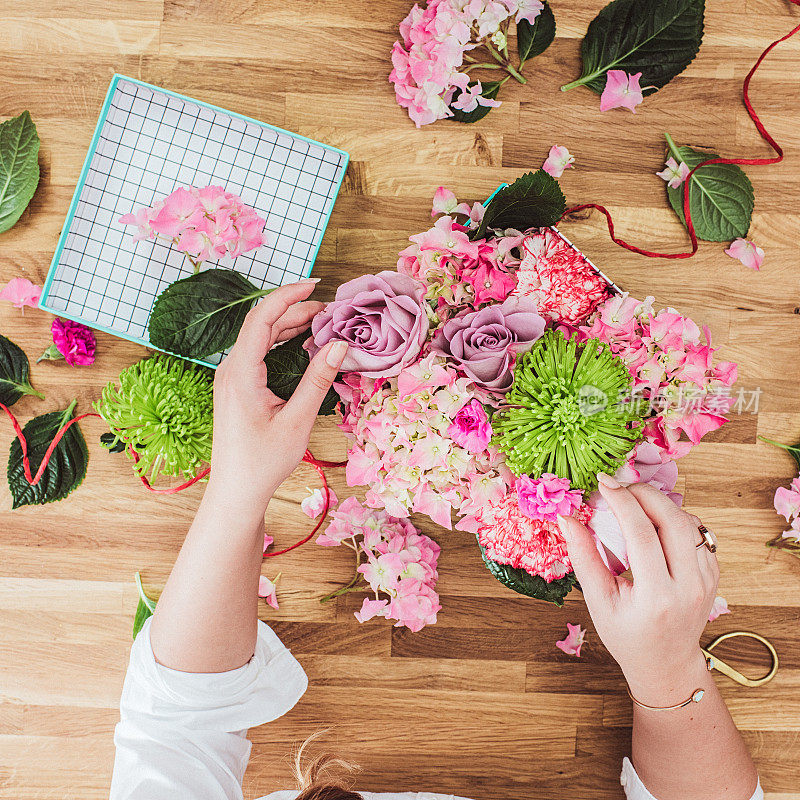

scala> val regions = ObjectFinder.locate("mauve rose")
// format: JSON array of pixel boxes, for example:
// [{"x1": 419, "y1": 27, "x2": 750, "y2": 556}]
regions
[
  {"x1": 307, "y1": 271, "x2": 429, "y2": 377},
  {"x1": 431, "y1": 297, "x2": 545, "y2": 392}
]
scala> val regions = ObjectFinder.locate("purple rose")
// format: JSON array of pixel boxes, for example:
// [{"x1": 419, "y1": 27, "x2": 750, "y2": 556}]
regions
[
  {"x1": 431, "y1": 297, "x2": 545, "y2": 392},
  {"x1": 308, "y1": 271, "x2": 429, "y2": 377}
]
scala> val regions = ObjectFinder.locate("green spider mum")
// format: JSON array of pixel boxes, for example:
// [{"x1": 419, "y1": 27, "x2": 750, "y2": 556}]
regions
[
  {"x1": 95, "y1": 354, "x2": 213, "y2": 483},
  {"x1": 493, "y1": 330, "x2": 644, "y2": 492}
]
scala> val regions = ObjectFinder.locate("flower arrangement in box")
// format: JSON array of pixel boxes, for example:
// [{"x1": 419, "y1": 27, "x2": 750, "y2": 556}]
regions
[{"x1": 308, "y1": 172, "x2": 737, "y2": 606}]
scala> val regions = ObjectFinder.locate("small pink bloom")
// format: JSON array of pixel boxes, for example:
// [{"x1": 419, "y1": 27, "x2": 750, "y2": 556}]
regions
[
  {"x1": 516, "y1": 473, "x2": 583, "y2": 523},
  {"x1": 708, "y1": 596, "x2": 731, "y2": 623},
  {"x1": 258, "y1": 573, "x2": 280, "y2": 610},
  {"x1": 51, "y1": 318, "x2": 96, "y2": 366},
  {"x1": 725, "y1": 238, "x2": 764, "y2": 271},
  {"x1": 354, "y1": 597, "x2": 389, "y2": 623},
  {"x1": 149, "y1": 187, "x2": 205, "y2": 239},
  {"x1": 0, "y1": 277, "x2": 41, "y2": 313},
  {"x1": 263, "y1": 533, "x2": 274, "y2": 553},
  {"x1": 656, "y1": 157, "x2": 691, "y2": 189},
  {"x1": 431, "y1": 186, "x2": 472, "y2": 218},
  {"x1": 448, "y1": 399, "x2": 492, "y2": 453},
  {"x1": 542, "y1": 145, "x2": 575, "y2": 178},
  {"x1": 774, "y1": 484, "x2": 800, "y2": 521},
  {"x1": 451, "y1": 81, "x2": 502, "y2": 113},
  {"x1": 556, "y1": 623, "x2": 586, "y2": 657},
  {"x1": 600, "y1": 70, "x2": 644, "y2": 113},
  {"x1": 301, "y1": 487, "x2": 339, "y2": 519}
]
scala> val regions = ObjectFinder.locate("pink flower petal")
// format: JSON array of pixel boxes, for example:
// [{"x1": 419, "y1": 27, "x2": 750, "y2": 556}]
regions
[
  {"x1": 542, "y1": 145, "x2": 575, "y2": 178},
  {"x1": 725, "y1": 238, "x2": 764, "y2": 271},
  {"x1": 708, "y1": 596, "x2": 730, "y2": 623},
  {"x1": 300, "y1": 487, "x2": 339, "y2": 519},
  {"x1": 354, "y1": 597, "x2": 389, "y2": 623},
  {"x1": 258, "y1": 574, "x2": 280, "y2": 610},
  {"x1": 0, "y1": 277, "x2": 42, "y2": 312},
  {"x1": 263, "y1": 533, "x2": 274, "y2": 553},
  {"x1": 600, "y1": 70, "x2": 644, "y2": 113},
  {"x1": 556, "y1": 623, "x2": 586, "y2": 657}
]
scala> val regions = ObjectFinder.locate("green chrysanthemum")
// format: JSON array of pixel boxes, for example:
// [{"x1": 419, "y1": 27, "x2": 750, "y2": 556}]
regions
[
  {"x1": 95, "y1": 355, "x2": 213, "y2": 483},
  {"x1": 493, "y1": 330, "x2": 644, "y2": 492}
]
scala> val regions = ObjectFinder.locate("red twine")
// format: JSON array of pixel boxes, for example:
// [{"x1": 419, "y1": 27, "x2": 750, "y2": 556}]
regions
[
  {"x1": 558, "y1": 6, "x2": 800, "y2": 259},
  {"x1": 1, "y1": 401, "x2": 344, "y2": 556}
]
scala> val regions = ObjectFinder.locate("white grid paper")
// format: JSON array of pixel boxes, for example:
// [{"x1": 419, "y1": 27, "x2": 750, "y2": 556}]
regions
[{"x1": 43, "y1": 79, "x2": 347, "y2": 365}]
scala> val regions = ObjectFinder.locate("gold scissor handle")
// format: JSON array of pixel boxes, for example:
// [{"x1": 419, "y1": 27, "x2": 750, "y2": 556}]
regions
[{"x1": 701, "y1": 631, "x2": 779, "y2": 688}]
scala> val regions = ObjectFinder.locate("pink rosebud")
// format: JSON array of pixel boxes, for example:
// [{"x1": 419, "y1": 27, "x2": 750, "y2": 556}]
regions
[
  {"x1": 51, "y1": 318, "x2": 96, "y2": 366},
  {"x1": 556, "y1": 623, "x2": 586, "y2": 657},
  {"x1": 0, "y1": 277, "x2": 41, "y2": 313},
  {"x1": 448, "y1": 399, "x2": 492, "y2": 453}
]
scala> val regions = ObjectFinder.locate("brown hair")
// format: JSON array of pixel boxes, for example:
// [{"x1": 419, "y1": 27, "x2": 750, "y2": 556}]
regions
[{"x1": 291, "y1": 732, "x2": 364, "y2": 800}]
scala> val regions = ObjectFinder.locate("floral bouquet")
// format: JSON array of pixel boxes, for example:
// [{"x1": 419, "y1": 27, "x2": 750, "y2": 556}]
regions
[{"x1": 307, "y1": 173, "x2": 737, "y2": 605}]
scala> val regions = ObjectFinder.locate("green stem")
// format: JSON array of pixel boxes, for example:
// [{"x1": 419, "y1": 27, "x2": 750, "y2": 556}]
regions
[
  {"x1": 664, "y1": 132, "x2": 683, "y2": 163},
  {"x1": 463, "y1": 63, "x2": 504, "y2": 72},
  {"x1": 560, "y1": 77, "x2": 587, "y2": 92},
  {"x1": 319, "y1": 545, "x2": 364, "y2": 604},
  {"x1": 485, "y1": 40, "x2": 527, "y2": 84},
  {"x1": 758, "y1": 435, "x2": 799, "y2": 453}
]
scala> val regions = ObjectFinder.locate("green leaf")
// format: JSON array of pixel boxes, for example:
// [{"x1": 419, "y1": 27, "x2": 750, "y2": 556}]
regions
[
  {"x1": 0, "y1": 332, "x2": 43, "y2": 407},
  {"x1": 518, "y1": 1, "x2": 556, "y2": 66},
  {"x1": 148, "y1": 268, "x2": 273, "y2": 359},
  {"x1": 479, "y1": 541, "x2": 577, "y2": 606},
  {"x1": 759, "y1": 436, "x2": 800, "y2": 471},
  {"x1": 448, "y1": 80, "x2": 505, "y2": 124},
  {"x1": 100, "y1": 431, "x2": 126, "y2": 454},
  {"x1": 7, "y1": 400, "x2": 88, "y2": 508},
  {"x1": 132, "y1": 571, "x2": 157, "y2": 640},
  {"x1": 664, "y1": 136, "x2": 753, "y2": 242},
  {"x1": 470, "y1": 170, "x2": 566, "y2": 240},
  {"x1": 0, "y1": 111, "x2": 40, "y2": 234},
  {"x1": 561, "y1": 0, "x2": 705, "y2": 95},
  {"x1": 264, "y1": 331, "x2": 340, "y2": 415}
]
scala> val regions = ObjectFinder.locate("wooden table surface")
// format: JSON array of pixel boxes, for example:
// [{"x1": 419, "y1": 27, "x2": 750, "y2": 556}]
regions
[{"x1": 2, "y1": 1, "x2": 800, "y2": 798}]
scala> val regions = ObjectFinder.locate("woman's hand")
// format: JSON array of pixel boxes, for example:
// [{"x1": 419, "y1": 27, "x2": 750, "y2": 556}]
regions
[
  {"x1": 558, "y1": 474, "x2": 720, "y2": 706},
  {"x1": 207, "y1": 279, "x2": 347, "y2": 511}
]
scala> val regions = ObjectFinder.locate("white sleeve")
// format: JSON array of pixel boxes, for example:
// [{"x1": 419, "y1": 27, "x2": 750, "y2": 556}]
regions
[
  {"x1": 621, "y1": 757, "x2": 764, "y2": 800},
  {"x1": 110, "y1": 618, "x2": 308, "y2": 800}
]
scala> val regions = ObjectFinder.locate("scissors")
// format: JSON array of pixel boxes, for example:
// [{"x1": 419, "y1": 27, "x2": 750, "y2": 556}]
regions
[{"x1": 701, "y1": 631, "x2": 779, "y2": 687}]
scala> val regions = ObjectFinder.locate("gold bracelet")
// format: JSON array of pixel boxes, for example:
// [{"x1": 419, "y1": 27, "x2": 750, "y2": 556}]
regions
[{"x1": 627, "y1": 685, "x2": 706, "y2": 710}]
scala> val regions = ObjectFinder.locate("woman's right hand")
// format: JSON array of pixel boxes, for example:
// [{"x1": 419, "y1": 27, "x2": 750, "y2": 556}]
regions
[{"x1": 558, "y1": 474, "x2": 720, "y2": 706}]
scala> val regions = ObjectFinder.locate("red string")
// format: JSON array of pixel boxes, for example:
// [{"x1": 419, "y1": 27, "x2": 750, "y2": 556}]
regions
[
  {"x1": 558, "y1": 7, "x2": 800, "y2": 259},
  {"x1": 263, "y1": 449, "x2": 347, "y2": 557}
]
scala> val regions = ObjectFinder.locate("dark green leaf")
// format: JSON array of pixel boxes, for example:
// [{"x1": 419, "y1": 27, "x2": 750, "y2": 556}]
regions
[
  {"x1": 133, "y1": 571, "x2": 157, "y2": 640},
  {"x1": 448, "y1": 80, "x2": 504, "y2": 124},
  {"x1": 100, "y1": 431, "x2": 126, "y2": 454},
  {"x1": 148, "y1": 268, "x2": 273, "y2": 359},
  {"x1": 470, "y1": 170, "x2": 566, "y2": 240},
  {"x1": 7, "y1": 400, "x2": 88, "y2": 508},
  {"x1": 561, "y1": 0, "x2": 705, "y2": 95},
  {"x1": 0, "y1": 111, "x2": 40, "y2": 234},
  {"x1": 665, "y1": 140, "x2": 753, "y2": 242},
  {"x1": 480, "y1": 541, "x2": 577, "y2": 605},
  {"x1": 518, "y1": 1, "x2": 556, "y2": 66},
  {"x1": 759, "y1": 436, "x2": 800, "y2": 471},
  {"x1": 264, "y1": 331, "x2": 340, "y2": 416},
  {"x1": 0, "y1": 333, "x2": 43, "y2": 407}
]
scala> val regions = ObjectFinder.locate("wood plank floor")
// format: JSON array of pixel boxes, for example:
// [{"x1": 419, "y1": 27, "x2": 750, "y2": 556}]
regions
[{"x1": 2, "y1": 1, "x2": 800, "y2": 797}]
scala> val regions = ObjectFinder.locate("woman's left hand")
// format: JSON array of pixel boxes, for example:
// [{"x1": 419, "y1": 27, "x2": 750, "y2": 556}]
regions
[{"x1": 208, "y1": 280, "x2": 347, "y2": 510}]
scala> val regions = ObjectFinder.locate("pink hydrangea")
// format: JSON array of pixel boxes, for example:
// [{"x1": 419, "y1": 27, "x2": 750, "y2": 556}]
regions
[
  {"x1": 0, "y1": 277, "x2": 41, "y2": 313},
  {"x1": 119, "y1": 184, "x2": 267, "y2": 264},
  {"x1": 516, "y1": 473, "x2": 583, "y2": 522},
  {"x1": 579, "y1": 293, "x2": 737, "y2": 461},
  {"x1": 51, "y1": 318, "x2": 96, "y2": 366},
  {"x1": 473, "y1": 489, "x2": 593, "y2": 582},
  {"x1": 774, "y1": 473, "x2": 800, "y2": 542},
  {"x1": 556, "y1": 623, "x2": 586, "y2": 657},
  {"x1": 514, "y1": 229, "x2": 610, "y2": 324},
  {"x1": 319, "y1": 497, "x2": 441, "y2": 632},
  {"x1": 335, "y1": 355, "x2": 511, "y2": 529}
]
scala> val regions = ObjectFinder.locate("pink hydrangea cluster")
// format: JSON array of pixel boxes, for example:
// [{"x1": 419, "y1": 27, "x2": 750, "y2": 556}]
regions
[
  {"x1": 390, "y1": 0, "x2": 543, "y2": 127},
  {"x1": 579, "y1": 293, "x2": 737, "y2": 460},
  {"x1": 398, "y1": 196, "x2": 524, "y2": 319},
  {"x1": 318, "y1": 496, "x2": 442, "y2": 632},
  {"x1": 473, "y1": 489, "x2": 593, "y2": 581},
  {"x1": 774, "y1": 472, "x2": 800, "y2": 542},
  {"x1": 336, "y1": 354, "x2": 511, "y2": 530},
  {"x1": 516, "y1": 473, "x2": 583, "y2": 523},
  {"x1": 514, "y1": 229, "x2": 610, "y2": 324},
  {"x1": 119, "y1": 185, "x2": 267, "y2": 264}
]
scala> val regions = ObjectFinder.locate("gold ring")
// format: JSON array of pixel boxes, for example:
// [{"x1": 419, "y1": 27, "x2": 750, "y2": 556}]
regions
[{"x1": 696, "y1": 524, "x2": 717, "y2": 553}]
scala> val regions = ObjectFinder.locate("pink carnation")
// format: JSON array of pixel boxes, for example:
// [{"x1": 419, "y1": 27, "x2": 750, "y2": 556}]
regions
[
  {"x1": 448, "y1": 399, "x2": 492, "y2": 453},
  {"x1": 516, "y1": 473, "x2": 583, "y2": 523},
  {"x1": 515, "y1": 230, "x2": 610, "y2": 324},
  {"x1": 475, "y1": 489, "x2": 593, "y2": 582},
  {"x1": 51, "y1": 318, "x2": 96, "y2": 366}
]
